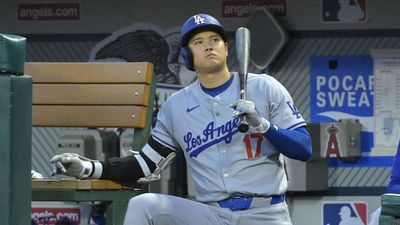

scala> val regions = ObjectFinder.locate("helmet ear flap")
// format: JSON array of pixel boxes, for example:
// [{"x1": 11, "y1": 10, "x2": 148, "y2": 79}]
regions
[{"x1": 181, "y1": 47, "x2": 194, "y2": 71}]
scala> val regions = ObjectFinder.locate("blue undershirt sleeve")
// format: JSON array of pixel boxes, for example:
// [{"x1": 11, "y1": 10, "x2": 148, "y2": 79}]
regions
[
  {"x1": 387, "y1": 141, "x2": 400, "y2": 193},
  {"x1": 263, "y1": 125, "x2": 312, "y2": 162}
]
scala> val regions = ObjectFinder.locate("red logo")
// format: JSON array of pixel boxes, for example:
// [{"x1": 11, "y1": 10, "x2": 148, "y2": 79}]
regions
[
  {"x1": 18, "y1": 3, "x2": 80, "y2": 21},
  {"x1": 326, "y1": 124, "x2": 341, "y2": 157},
  {"x1": 31, "y1": 207, "x2": 81, "y2": 225},
  {"x1": 221, "y1": 0, "x2": 286, "y2": 18}
]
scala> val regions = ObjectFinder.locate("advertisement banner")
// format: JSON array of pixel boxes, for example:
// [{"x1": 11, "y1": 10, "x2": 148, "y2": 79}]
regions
[
  {"x1": 310, "y1": 55, "x2": 374, "y2": 153},
  {"x1": 31, "y1": 207, "x2": 81, "y2": 225},
  {"x1": 18, "y1": 3, "x2": 80, "y2": 21},
  {"x1": 221, "y1": 0, "x2": 286, "y2": 18}
]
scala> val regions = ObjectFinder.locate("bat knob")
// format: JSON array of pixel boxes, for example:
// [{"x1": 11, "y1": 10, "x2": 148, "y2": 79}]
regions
[{"x1": 238, "y1": 121, "x2": 249, "y2": 133}]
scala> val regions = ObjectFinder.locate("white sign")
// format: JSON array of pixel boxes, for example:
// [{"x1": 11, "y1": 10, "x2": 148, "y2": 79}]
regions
[{"x1": 371, "y1": 49, "x2": 400, "y2": 151}]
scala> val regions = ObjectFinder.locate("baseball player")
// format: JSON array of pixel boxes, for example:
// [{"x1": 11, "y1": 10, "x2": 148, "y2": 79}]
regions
[{"x1": 50, "y1": 13, "x2": 312, "y2": 225}]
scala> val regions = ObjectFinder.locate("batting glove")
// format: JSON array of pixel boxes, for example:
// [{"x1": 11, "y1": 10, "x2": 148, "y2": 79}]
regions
[
  {"x1": 50, "y1": 153, "x2": 102, "y2": 179},
  {"x1": 230, "y1": 99, "x2": 270, "y2": 133}
]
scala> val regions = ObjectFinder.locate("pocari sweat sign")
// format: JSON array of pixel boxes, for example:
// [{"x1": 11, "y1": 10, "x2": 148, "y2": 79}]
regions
[{"x1": 310, "y1": 55, "x2": 374, "y2": 152}]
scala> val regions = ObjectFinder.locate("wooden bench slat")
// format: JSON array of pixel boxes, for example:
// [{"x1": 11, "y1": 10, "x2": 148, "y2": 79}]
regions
[
  {"x1": 32, "y1": 180, "x2": 135, "y2": 190},
  {"x1": 33, "y1": 83, "x2": 150, "y2": 105},
  {"x1": 29, "y1": 62, "x2": 155, "y2": 223},
  {"x1": 32, "y1": 105, "x2": 147, "y2": 128},
  {"x1": 26, "y1": 62, "x2": 153, "y2": 84},
  {"x1": 90, "y1": 180, "x2": 133, "y2": 190},
  {"x1": 31, "y1": 180, "x2": 92, "y2": 189}
]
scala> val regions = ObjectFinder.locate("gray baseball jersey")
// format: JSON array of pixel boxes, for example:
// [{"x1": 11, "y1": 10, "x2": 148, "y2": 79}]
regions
[{"x1": 152, "y1": 72, "x2": 306, "y2": 202}]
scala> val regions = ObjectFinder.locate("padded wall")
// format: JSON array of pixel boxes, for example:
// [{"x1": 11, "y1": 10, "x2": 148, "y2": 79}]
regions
[{"x1": 0, "y1": 75, "x2": 32, "y2": 225}]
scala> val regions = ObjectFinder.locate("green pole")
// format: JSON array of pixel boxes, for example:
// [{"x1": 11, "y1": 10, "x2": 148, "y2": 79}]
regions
[{"x1": 0, "y1": 34, "x2": 32, "y2": 225}]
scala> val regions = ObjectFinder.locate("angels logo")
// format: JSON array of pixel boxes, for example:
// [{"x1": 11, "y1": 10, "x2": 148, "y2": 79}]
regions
[
  {"x1": 31, "y1": 207, "x2": 81, "y2": 225},
  {"x1": 326, "y1": 124, "x2": 341, "y2": 157},
  {"x1": 323, "y1": 202, "x2": 367, "y2": 225}
]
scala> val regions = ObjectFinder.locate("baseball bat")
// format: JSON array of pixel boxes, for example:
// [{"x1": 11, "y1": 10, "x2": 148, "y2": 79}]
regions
[{"x1": 235, "y1": 27, "x2": 250, "y2": 133}]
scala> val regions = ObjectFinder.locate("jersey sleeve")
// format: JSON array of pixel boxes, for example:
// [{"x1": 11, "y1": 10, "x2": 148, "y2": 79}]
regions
[
  {"x1": 151, "y1": 98, "x2": 180, "y2": 151},
  {"x1": 267, "y1": 76, "x2": 306, "y2": 130}
]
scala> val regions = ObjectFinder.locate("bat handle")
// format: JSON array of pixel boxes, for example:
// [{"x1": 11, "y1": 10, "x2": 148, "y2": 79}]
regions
[
  {"x1": 238, "y1": 116, "x2": 249, "y2": 133},
  {"x1": 238, "y1": 87, "x2": 249, "y2": 133}
]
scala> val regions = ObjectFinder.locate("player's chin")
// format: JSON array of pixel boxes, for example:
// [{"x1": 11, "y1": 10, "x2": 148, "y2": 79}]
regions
[{"x1": 200, "y1": 63, "x2": 224, "y2": 73}]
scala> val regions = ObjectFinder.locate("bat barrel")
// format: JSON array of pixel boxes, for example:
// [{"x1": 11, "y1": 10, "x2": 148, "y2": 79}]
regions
[{"x1": 235, "y1": 27, "x2": 250, "y2": 76}]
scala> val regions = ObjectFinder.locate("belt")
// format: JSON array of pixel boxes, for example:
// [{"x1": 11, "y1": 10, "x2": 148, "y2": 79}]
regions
[{"x1": 215, "y1": 194, "x2": 285, "y2": 211}]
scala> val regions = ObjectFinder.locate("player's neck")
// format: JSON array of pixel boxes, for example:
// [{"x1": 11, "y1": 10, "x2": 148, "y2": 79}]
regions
[{"x1": 197, "y1": 67, "x2": 231, "y2": 88}]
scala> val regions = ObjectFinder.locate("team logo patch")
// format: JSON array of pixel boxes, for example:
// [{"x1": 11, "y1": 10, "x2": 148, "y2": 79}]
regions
[
  {"x1": 193, "y1": 15, "x2": 205, "y2": 25},
  {"x1": 286, "y1": 101, "x2": 301, "y2": 119},
  {"x1": 322, "y1": 202, "x2": 367, "y2": 225}
]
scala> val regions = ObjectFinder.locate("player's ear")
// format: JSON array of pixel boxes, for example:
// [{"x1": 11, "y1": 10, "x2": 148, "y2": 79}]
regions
[{"x1": 225, "y1": 42, "x2": 228, "y2": 56}]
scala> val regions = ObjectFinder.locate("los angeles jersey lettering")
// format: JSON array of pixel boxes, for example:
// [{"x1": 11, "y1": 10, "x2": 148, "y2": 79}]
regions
[
  {"x1": 184, "y1": 118, "x2": 240, "y2": 158},
  {"x1": 152, "y1": 73, "x2": 306, "y2": 202}
]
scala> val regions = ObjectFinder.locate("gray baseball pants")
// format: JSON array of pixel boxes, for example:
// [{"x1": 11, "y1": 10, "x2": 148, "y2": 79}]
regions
[{"x1": 122, "y1": 193, "x2": 292, "y2": 225}]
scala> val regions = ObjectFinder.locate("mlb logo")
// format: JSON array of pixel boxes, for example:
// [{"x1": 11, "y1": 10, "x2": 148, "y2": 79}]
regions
[
  {"x1": 322, "y1": 202, "x2": 367, "y2": 225},
  {"x1": 322, "y1": 0, "x2": 367, "y2": 22}
]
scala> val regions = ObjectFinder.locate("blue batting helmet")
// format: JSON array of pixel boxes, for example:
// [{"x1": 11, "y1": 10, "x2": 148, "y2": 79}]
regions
[{"x1": 180, "y1": 14, "x2": 227, "y2": 71}]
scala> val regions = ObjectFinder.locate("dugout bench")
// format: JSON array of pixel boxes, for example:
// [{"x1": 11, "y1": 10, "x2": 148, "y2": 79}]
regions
[
  {"x1": 27, "y1": 62, "x2": 156, "y2": 225},
  {"x1": 380, "y1": 194, "x2": 400, "y2": 225}
]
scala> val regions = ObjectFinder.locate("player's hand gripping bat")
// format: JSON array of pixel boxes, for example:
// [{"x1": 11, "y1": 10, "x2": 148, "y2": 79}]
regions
[{"x1": 235, "y1": 27, "x2": 251, "y2": 133}]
